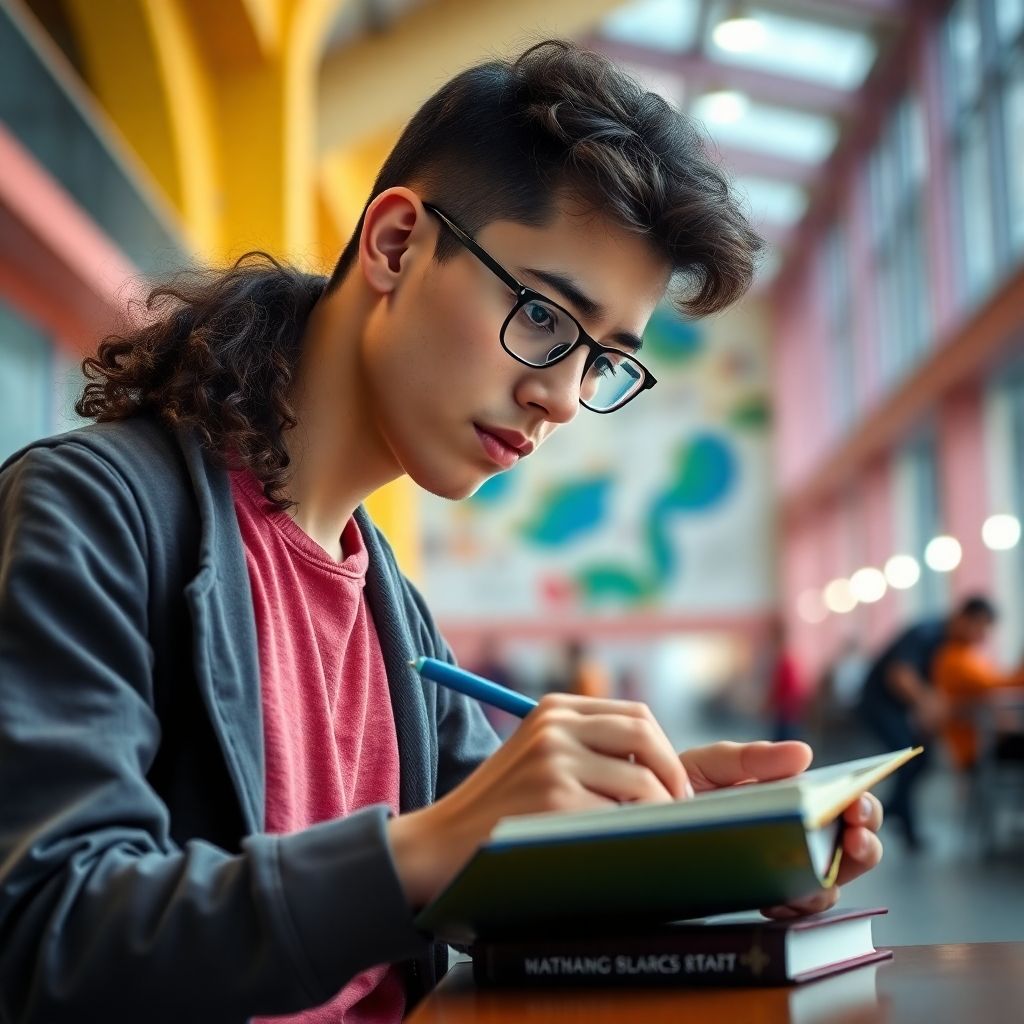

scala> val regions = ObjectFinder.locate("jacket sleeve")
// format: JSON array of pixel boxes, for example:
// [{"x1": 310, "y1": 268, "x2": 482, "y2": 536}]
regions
[{"x1": 0, "y1": 444, "x2": 428, "y2": 1024}]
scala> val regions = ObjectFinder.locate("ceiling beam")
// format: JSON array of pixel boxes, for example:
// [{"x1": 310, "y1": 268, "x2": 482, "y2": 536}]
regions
[
  {"x1": 781, "y1": 0, "x2": 906, "y2": 20},
  {"x1": 588, "y1": 38, "x2": 857, "y2": 115},
  {"x1": 715, "y1": 145, "x2": 819, "y2": 185},
  {"x1": 318, "y1": 0, "x2": 625, "y2": 153}
]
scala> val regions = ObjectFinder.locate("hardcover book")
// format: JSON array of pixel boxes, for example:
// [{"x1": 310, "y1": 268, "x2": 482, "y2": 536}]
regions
[
  {"x1": 470, "y1": 906, "x2": 892, "y2": 988},
  {"x1": 415, "y1": 747, "x2": 919, "y2": 944}
]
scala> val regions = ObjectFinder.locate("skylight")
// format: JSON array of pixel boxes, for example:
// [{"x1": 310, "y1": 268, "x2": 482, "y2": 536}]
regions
[
  {"x1": 734, "y1": 176, "x2": 808, "y2": 226},
  {"x1": 707, "y1": 4, "x2": 877, "y2": 91},
  {"x1": 600, "y1": 0, "x2": 702, "y2": 53},
  {"x1": 691, "y1": 98, "x2": 838, "y2": 163}
]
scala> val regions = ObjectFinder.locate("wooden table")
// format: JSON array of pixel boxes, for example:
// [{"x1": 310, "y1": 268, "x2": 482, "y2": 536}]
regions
[{"x1": 407, "y1": 943, "x2": 1024, "y2": 1023}]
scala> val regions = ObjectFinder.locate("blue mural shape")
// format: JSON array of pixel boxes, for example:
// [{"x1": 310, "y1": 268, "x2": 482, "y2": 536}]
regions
[
  {"x1": 519, "y1": 475, "x2": 612, "y2": 546},
  {"x1": 569, "y1": 432, "x2": 738, "y2": 605},
  {"x1": 470, "y1": 470, "x2": 517, "y2": 506}
]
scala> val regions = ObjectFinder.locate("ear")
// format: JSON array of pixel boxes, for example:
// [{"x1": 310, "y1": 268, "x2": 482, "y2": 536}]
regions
[{"x1": 358, "y1": 187, "x2": 430, "y2": 295}]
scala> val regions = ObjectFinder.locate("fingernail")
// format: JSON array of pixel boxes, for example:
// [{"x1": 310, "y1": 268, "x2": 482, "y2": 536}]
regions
[
  {"x1": 684, "y1": 779, "x2": 695, "y2": 799},
  {"x1": 859, "y1": 796, "x2": 872, "y2": 820}
]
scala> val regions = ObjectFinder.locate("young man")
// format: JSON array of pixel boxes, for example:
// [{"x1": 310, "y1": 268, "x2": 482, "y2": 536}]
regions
[{"x1": 0, "y1": 41, "x2": 883, "y2": 1024}]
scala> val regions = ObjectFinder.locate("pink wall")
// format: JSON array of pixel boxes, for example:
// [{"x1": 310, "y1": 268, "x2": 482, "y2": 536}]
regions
[
  {"x1": 771, "y1": 2, "x2": 1010, "y2": 676},
  {"x1": 772, "y1": 262, "x2": 833, "y2": 494},
  {"x1": 937, "y1": 383, "x2": 993, "y2": 598}
]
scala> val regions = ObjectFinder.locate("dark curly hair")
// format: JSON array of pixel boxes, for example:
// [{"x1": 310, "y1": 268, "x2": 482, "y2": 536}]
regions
[
  {"x1": 79, "y1": 40, "x2": 763, "y2": 510},
  {"x1": 76, "y1": 254, "x2": 327, "y2": 508}
]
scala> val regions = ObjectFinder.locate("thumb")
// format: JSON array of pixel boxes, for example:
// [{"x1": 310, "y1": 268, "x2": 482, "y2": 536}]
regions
[{"x1": 680, "y1": 740, "x2": 813, "y2": 792}]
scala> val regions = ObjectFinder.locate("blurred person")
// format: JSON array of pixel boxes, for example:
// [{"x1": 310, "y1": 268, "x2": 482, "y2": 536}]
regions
[
  {"x1": 0, "y1": 40, "x2": 886, "y2": 1024},
  {"x1": 467, "y1": 636, "x2": 521, "y2": 739},
  {"x1": 618, "y1": 664, "x2": 644, "y2": 703},
  {"x1": 932, "y1": 613, "x2": 1024, "y2": 773},
  {"x1": 564, "y1": 638, "x2": 612, "y2": 699},
  {"x1": 763, "y1": 617, "x2": 808, "y2": 742},
  {"x1": 810, "y1": 637, "x2": 870, "y2": 761},
  {"x1": 858, "y1": 596, "x2": 996, "y2": 850}
]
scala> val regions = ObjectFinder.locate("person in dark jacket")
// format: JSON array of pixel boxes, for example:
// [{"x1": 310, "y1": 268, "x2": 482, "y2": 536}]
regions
[
  {"x1": 859, "y1": 595, "x2": 997, "y2": 850},
  {"x1": 0, "y1": 41, "x2": 886, "y2": 1024}
]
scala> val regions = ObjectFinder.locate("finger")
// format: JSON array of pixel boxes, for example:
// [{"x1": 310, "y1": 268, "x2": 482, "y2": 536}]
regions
[
  {"x1": 571, "y1": 714, "x2": 691, "y2": 800},
  {"x1": 537, "y1": 693, "x2": 663, "y2": 721},
  {"x1": 571, "y1": 745, "x2": 678, "y2": 805},
  {"x1": 761, "y1": 886, "x2": 840, "y2": 919},
  {"x1": 680, "y1": 740, "x2": 813, "y2": 792},
  {"x1": 842, "y1": 793, "x2": 883, "y2": 831},
  {"x1": 834, "y1": 828, "x2": 883, "y2": 885}
]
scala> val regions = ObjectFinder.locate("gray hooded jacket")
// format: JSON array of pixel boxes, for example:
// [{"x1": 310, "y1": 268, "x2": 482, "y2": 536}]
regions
[{"x1": 0, "y1": 415, "x2": 499, "y2": 1023}]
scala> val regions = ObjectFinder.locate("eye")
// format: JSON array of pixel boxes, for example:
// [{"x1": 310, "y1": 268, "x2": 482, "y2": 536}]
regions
[
  {"x1": 523, "y1": 301, "x2": 556, "y2": 333},
  {"x1": 593, "y1": 355, "x2": 617, "y2": 378}
]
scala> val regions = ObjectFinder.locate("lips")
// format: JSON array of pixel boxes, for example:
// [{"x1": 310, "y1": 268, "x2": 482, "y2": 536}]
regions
[
  {"x1": 478, "y1": 425, "x2": 535, "y2": 456},
  {"x1": 473, "y1": 424, "x2": 535, "y2": 470}
]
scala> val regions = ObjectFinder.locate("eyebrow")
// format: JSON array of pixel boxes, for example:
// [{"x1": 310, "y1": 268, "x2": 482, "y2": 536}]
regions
[{"x1": 519, "y1": 266, "x2": 644, "y2": 354}]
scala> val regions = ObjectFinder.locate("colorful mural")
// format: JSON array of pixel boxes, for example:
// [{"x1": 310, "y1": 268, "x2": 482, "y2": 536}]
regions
[{"x1": 420, "y1": 300, "x2": 776, "y2": 624}]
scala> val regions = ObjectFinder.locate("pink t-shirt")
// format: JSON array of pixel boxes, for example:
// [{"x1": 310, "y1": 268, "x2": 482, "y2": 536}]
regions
[{"x1": 230, "y1": 470, "x2": 404, "y2": 1024}]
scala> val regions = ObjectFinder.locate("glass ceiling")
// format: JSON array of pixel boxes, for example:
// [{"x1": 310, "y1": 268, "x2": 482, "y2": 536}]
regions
[
  {"x1": 734, "y1": 175, "x2": 808, "y2": 227},
  {"x1": 601, "y1": 0, "x2": 702, "y2": 53},
  {"x1": 596, "y1": 0, "x2": 885, "y2": 280},
  {"x1": 705, "y1": 3, "x2": 878, "y2": 91},
  {"x1": 690, "y1": 98, "x2": 838, "y2": 163}
]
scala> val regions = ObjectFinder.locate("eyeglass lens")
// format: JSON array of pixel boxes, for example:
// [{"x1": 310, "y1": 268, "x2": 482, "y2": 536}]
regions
[{"x1": 504, "y1": 297, "x2": 646, "y2": 412}]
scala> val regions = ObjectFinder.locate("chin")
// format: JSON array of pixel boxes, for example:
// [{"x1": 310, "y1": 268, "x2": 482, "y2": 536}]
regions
[{"x1": 408, "y1": 464, "x2": 491, "y2": 502}]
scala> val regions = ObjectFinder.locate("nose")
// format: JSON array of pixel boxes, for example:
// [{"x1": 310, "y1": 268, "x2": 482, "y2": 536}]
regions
[{"x1": 513, "y1": 347, "x2": 586, "y2": 425}]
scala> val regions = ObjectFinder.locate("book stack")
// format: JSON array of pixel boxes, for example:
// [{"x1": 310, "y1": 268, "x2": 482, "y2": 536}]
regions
[{"x1": 469, "y1": 906, "x2": 892, "y2": 988}]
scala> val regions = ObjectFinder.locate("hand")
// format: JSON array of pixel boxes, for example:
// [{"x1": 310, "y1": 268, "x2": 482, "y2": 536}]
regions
[
  {"x1": 675, "y1": 740, "x2": 884, "y2": 920},
  {"x1": 913, "y1": 690, "x2": 950, "y2": 733},
  {"x1": 760, "y1": 791, "x2": 884, "y2": 919},
  {"x1": 388, "y1": 694, "x2": 691, "y2": 908}
]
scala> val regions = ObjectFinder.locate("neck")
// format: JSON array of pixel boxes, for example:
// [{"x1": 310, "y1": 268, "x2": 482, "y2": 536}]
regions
[{"x1": 280, "y1": 274, "x2": 400, "y2": 560}]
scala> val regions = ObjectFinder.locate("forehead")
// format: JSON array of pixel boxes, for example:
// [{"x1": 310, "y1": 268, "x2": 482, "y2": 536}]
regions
[{"x1": 475, "y1": 205, "x2": 671, "y2": 331}]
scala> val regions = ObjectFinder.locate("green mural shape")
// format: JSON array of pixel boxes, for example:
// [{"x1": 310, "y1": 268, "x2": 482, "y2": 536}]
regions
[
  {"x1": 573, "y1": 433, "x2": 738, "y2": 607},
  {"x1": 728, "y1": 395, "x2": 772, "y2": 430},
  {"x1": 641, "y1": 305, "x2": 704, "y2": 366},
  {"x1": 575, "y1": 564, "x2": 656, "y2": 603}
]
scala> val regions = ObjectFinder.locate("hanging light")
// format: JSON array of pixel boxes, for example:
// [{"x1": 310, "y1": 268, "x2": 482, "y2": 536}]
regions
[
  {"x1": 981, "y1": 514, "x2": 1021, "y2": 551},
  {"x1": 924, "y1": 535, "x2": 962, "y2": 573},
  {"x1": 695, "y1": 89, "x2": 749, "y2": 123},
  {"x1": 796, "y1": 588, "x2": 827, "y2": 624},
  {"x1": 712, "y1": 4, "x2": 766, "y2": 53},
  {"x1": 884, "y1": 554, "x2": 921, "y2": 590},
  {"x1": 850, "y1": 567, "x2": 887, "y2": 604},
  {"x1": 823, "y1": 577, "x2": 857, "y2": 614}
]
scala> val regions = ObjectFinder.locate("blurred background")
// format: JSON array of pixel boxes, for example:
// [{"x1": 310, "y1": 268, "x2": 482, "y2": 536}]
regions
[{"x1": 1, "y1": 0, "x2": 1021, "y2": 943}]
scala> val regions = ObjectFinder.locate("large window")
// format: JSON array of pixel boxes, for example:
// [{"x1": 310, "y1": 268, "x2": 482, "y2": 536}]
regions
[
  {"x1": 944, "y1": 0, "x2": 1024, "y2": 303},
  {"x1": 868, "y1": 95, "x2": 931, "y2": 388},
  {"x1": 894, "y1": 433, "x2": 948, "y2": 619},
  {"x1": 823, "y1": 225, "x2": 856, "y2": 430}
]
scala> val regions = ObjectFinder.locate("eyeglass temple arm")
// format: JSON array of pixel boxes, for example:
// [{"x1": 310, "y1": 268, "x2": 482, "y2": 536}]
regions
[{"x1": 423, "y1": 203, "x2": 525, "y2": 296}]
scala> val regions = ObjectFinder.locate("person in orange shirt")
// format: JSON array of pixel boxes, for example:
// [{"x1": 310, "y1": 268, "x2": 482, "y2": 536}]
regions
[
  {"x1": 564, "y1": 639, "x2": 612, "y2": 700},
  {"x1": 933, "y1": 619, "x2": 1024, "y2": 771}
]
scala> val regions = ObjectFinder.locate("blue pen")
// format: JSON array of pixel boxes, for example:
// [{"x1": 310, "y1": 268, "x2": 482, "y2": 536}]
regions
[{"x1": 410, "y1": 656, "x2": 538, "y2": 718}]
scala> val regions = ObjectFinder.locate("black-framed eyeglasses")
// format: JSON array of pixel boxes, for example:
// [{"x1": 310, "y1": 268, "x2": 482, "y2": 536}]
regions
[{"x1": 423, "y1": 202, "x2": 657, "y2": 413}]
